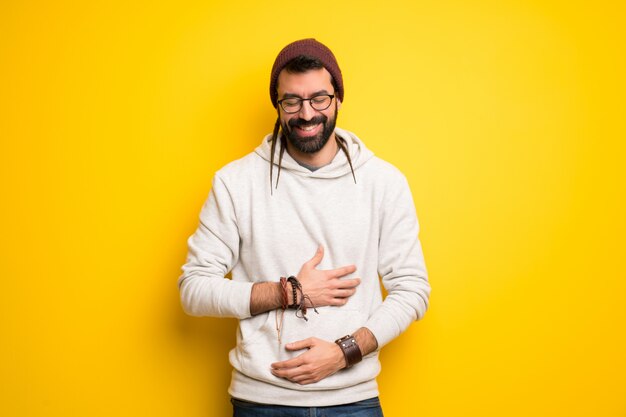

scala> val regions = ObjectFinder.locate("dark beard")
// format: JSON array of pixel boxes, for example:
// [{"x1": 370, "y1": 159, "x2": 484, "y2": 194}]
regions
[{"x1": 281, "y1": 107, "x2": 337, "y2": 154}]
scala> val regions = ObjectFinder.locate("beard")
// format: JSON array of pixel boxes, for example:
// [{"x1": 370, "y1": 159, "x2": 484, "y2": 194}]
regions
[{"x1": 280, "y1": 106, "x2": 338, "y2": 154}]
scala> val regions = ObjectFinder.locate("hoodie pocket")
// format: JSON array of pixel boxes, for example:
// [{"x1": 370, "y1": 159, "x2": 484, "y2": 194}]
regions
[{"x1": 232, "y1": 307, "x2": 380, "y2": 390}]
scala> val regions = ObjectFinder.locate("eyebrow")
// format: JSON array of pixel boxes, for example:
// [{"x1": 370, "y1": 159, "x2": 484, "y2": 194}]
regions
[{"x1": 280, "y1": 90, "x2": 331, "y2": 99}]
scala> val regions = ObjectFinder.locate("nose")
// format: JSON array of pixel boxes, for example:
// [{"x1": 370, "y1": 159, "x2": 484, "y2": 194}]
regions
[{"x1": 298, "y1": 99, "x2": 315, "y2": 120}]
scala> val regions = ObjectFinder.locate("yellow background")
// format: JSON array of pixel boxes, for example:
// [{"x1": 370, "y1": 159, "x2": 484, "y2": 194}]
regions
[{"x1": 1, "y1": 1, "x2": 625, "y2": 416}]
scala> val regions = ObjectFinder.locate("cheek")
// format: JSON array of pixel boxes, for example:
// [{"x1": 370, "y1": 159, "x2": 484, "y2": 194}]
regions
[
  {"x1": 279, "y1": 115, "x2": 292, "y2": 130},
  {"x1": 283, "y1": 112, "x2": 302, "y2": 123}
]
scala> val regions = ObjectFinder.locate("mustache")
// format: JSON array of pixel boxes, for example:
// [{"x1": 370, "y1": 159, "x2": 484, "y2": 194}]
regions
[{"x1": 288, "y1": 115, "x2": 327, "y2": 128}]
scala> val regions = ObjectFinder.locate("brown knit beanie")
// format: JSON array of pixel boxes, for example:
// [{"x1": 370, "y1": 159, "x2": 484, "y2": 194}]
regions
[{"x1": 269, "y1": 38, "x2": 343, "y2": 108}]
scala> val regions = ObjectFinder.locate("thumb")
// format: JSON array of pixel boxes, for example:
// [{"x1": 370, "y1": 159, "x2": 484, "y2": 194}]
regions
[
  {"x1": 305, "y1": 245, "x2": 324, "y2": 268},
  {"x1": 285, "y1": 337, "x2": 315, "y2": 351}
]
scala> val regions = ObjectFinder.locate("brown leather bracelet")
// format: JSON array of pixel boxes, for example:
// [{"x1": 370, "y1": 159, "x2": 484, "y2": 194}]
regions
[
  {"x1": 279, "y1": 277, "x2": 289, "y2": 310},
  {"x1": 335, "y1": 335, "x2": 362, "y2": 368}
]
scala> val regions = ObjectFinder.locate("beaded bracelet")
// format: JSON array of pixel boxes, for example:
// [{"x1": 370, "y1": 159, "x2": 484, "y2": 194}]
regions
[{"x1": 287, "y1": 276, "x2": 318, "y2": 321}]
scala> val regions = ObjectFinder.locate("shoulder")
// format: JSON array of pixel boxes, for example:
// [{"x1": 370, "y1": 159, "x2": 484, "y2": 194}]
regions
[
  {"x1": 213, "y1": 150, "x2": 264, "y2": 186},
  {"x1": 361, "y1": 155, "x2": 408, "y2": 184}
]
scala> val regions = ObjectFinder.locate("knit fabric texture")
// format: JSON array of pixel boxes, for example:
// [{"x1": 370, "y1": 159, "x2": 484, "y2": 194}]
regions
[{"x1": 269, "y1": 38, "x2": 344, "y2": 107}]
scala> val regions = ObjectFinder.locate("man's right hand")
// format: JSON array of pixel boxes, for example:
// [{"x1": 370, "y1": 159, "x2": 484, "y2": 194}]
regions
[
  {"x1": 249, "y1": 245, "x2": 360, "y2": 315},
  {"x1": 295, "y1": 245, "x2": 360, "y2": 307}
]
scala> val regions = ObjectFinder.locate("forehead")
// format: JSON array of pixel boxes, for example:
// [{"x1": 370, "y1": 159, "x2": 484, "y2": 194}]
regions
[{"x1": 276, "y1": 68, "x2": 334, "y2": 97}]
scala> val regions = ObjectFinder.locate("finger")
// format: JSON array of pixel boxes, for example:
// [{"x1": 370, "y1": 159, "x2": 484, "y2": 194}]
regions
[
  {"x1": 295, "y1": 378, "x2": 316, "y2": 385},
  {"x1": 285, "y1": 337, "x2": 315, "y2": 351},
  {"x1": 329, "y1": 297, "x2": 349, "y2": 306},
  {"x1": 271, "y1": 355, "x2": 305, "y2": 370},
  {"x1": 335, "y1": 278, "x2": 361, "y2": 289},
  {"x1": 291, "y1": 374, "x2": 315, "y2": 385},
  {"x1": 291, "y1": 371, "x2": 320, "y2": 385},
  {"x1": 329, "y1": 264, "x2": 357, "y2": 278},
  {"x1": 331, "y1": 288, "x2": 357, "y2": 298},
  {"x1": 271, "y1": 366, "x2": 298, "y2": 379},
  {"x1": 272, "y1": 365, "x2": 309, "y2": 381},
  {"x1": 304, "y1": 245, "x2": 324, "y2": 268}
]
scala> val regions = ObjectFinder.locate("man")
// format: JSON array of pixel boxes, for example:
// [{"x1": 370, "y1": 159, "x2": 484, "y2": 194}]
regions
[{"x1": 178, "y1": 38, "x2": 430, "y2": 416}]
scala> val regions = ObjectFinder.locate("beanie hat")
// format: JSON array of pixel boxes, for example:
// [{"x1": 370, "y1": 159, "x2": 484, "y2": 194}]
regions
[{"x1": 269, "y1": 38, "x2": 344, "y2": 108}]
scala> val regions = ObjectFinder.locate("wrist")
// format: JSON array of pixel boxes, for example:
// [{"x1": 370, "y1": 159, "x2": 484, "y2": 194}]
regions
[
  {"x1": 282, "y1": 276, "x2": 318, "y2": 320},
  {"x1": 276, "y1": 281, "x2": 287, "y2": 309},
  {"x1": 353, "y1": 327, "x2": 378, "y2": 356},
  {"x1": 287, "y1": 276, "x2": 299, "y2": 308},
  {"x1": 279, "y1": 276, "x2": 298, "y2": 307},
  {"x1": 335, "y1": 334, "x2": 363, "y2": 368}
]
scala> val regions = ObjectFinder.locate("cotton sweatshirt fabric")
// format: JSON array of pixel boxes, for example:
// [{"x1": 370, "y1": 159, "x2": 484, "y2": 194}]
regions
[{"x1": 178, "y1": 127, "x2": 430, "y2": 407}]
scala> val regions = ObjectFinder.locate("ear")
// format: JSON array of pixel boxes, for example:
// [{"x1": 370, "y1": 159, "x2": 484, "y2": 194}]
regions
[{"x1": 337, "y1": 99, "x2": 342, "y2": 110}]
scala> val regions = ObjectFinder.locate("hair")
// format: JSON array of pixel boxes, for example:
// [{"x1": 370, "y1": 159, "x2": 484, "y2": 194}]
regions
[
  {"x1": 282, "y1": 55, "x2": 339, "y2": 92},
  {"x1": 269, "y1": 56, "x2": 355, "y2": 194}
]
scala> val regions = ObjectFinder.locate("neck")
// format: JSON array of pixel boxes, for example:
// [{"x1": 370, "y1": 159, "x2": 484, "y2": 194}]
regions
[{"x1": 286, "y1": 132, "x2": 338, "y2": 168}]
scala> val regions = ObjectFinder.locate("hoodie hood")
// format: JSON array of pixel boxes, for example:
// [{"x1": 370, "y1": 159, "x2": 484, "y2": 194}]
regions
[{"x1": 254, "y1": 127, "x2": 375, "y2": 180}]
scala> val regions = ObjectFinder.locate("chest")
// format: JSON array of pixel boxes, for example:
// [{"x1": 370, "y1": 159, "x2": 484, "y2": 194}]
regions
[{"x1": 232, "y1": 173, "x2": 382, "y2": 271}]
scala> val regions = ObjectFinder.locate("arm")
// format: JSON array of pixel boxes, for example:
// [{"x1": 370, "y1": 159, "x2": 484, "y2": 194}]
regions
[
  {"x1": 250, "y1": 245, "x2": 361, "y2": 315},
  {"x1": 364, "y1": 173, "x2": 430, "y2": 348},
  {"x1": 179, "y1": 176, "x2": 361, "y2": 318},
  {"x1": 270, "y1": 326, "x2": 378, "y2": 385},
  {"x1": 178, "y1": 175, "x2": 251, "y2": 318}
]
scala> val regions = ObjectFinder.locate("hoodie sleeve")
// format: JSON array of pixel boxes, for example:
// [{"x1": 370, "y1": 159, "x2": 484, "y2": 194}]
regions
[
  {"x1": 364, "y1": 173, "x2": 431, "y2": 348},
  {"x1": 178, "y1": 175, "x2": 253, "y2": 318}
]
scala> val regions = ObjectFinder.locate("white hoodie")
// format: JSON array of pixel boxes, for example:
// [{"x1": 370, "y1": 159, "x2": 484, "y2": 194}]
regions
[{"x1": 179, "y1": 127, "x2": 430, "y2": 406}]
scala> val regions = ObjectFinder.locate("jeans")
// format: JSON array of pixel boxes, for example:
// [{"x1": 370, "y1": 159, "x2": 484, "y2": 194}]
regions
[{"x1": 231, "y1": 396, "x2": 384, "y2": 417}]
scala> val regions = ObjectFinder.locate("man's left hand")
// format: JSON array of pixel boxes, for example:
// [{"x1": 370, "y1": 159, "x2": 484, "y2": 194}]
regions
[{"x1": 271, "y1": 337, "x2": 346, "y2": 385}]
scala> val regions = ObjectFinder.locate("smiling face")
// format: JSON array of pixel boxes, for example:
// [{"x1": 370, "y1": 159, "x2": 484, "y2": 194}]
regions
[{"x1": 276, "y1": 67, "x2": 339, "y2": 154}]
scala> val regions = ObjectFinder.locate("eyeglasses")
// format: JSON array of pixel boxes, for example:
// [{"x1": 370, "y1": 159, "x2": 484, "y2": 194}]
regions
[{"x1": 277, "y1": 94, "x2": 335, "y2": 114}]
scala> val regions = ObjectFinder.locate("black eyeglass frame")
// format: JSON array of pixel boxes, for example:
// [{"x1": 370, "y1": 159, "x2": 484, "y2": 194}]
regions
[{"x1": 276, "y1": 94, "x2": 335, "y2": 114}]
